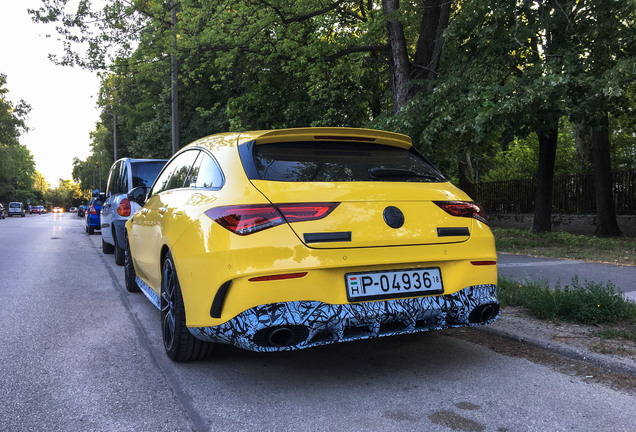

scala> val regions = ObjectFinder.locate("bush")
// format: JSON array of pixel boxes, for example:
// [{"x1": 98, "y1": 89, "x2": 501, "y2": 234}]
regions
[{"x1": 498, "y1": 276, "x2": 636, "y2": 325}]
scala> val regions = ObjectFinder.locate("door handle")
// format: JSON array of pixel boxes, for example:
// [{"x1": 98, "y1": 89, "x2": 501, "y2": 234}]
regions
[{"x1": 158, "y1": 207, "x2": 168, "y2": 215}]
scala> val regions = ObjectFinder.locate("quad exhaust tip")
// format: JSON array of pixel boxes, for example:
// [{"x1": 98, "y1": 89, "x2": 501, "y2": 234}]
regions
[
  {"x1": 266, "y1": 327, "x2": 296, "y2": 347},
  {"x1": 469, "y1": 303, "x2": 500, "y2": 324}
]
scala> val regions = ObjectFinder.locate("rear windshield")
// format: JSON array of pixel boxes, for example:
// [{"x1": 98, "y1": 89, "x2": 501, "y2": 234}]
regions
[
  {"x1": 248, "y1": 141, "x2": 445, "y2": 182},
  {"x1": 131, "y1": 161, "x2": 167, "y2": 188},
  {"x1": 9, "y1": 203, "x2": 21, "y2": 208}
]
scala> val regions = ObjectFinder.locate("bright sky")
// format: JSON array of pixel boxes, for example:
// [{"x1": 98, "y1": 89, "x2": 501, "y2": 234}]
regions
[{"x1": 0, "y1": 0, "x2": 101, "y2": 186}]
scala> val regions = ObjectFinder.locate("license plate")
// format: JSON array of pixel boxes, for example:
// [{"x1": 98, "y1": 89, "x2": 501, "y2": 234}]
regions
[{"x1": 346, "y1": 268, "x2": 443, "y2": 301}]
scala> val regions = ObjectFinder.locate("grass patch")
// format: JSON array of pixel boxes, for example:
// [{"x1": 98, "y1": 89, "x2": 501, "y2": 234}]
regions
[
  {"x1": 498, "y1": 276, "x2": 636, "y2": 326},
  {"x1": 492, "y1": 227, "x2": 636, "y2": 265}
]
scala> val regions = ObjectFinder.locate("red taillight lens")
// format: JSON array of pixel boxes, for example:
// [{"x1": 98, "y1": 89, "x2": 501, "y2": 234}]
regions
[
  {"x1": 206, "y1": 202, "x2": 339, "y2": 235},
  {"x1": 434, "y1": 201, "x2": 487, "y2": 224},
  {"x1": 275, "y1": 203, "x2": 339, "y2": 222},
  {"x1": 117, "y1": 198, "x2": 131, "y2": 217},
  {"x1": 89, "y1": 205, "x2": 97, "y2": 215}
]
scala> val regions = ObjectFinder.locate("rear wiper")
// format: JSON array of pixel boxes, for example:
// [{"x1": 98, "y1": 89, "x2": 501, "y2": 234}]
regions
[{"x1": 369, "y1": 167, "x2": 439, "y2": 180}]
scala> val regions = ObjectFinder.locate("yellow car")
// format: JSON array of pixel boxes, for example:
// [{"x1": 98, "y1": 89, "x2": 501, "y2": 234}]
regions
[{"x1": 125, "y1": 128, "x2": 499, "y2": 361}]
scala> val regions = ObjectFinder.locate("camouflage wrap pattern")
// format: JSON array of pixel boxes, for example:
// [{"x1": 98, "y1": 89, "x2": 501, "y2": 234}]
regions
[{"x1": 189, "y1": 284, "x2": 499, "y2": 352}]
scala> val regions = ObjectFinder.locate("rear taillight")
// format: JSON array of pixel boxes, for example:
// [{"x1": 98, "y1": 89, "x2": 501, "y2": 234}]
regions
[
  {"x1": 117, "y1": 198, "x2": 131, "y2": 217},
  {"x1": 434, "y1": 201, "x2": 487, "y2": 224},
  {"x1": 206, "y1": 202, "x2": 339, "y2": 235},
  {"x1": 89, "y1": 205, "x2": 97, "y2": 215}
]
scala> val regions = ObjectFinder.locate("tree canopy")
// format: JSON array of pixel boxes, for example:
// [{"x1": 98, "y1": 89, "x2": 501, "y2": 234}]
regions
[{"x1": 30, "y1": 0, "x2": 636, "y2": 234}]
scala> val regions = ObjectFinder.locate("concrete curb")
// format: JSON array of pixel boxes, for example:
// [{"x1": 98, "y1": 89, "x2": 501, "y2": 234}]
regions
[{"x1": 480, "y1": 325, "x2": 636, "y2": 377}]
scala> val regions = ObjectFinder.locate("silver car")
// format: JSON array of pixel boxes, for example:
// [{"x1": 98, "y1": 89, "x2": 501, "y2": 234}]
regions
[{"x1": 101, "y1": 158, "x2": 167, "y2": 264}]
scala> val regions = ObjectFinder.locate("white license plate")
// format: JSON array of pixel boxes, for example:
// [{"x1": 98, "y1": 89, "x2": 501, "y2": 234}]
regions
[{"x1": 346, "y1": 268, "x2": 443, "y2": 301}]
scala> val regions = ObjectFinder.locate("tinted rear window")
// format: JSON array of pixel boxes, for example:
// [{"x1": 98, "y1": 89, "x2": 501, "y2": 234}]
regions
[
  {"x1": 131, "y1": 161, "x2": 167, "y2": 189},
  {"x1": 249, "y1": 142, "x2": 445, "y2": 182}
]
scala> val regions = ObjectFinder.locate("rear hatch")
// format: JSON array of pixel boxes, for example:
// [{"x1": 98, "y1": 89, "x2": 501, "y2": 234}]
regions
[
  {"x1": 251, "y1": 180, "x2": 472, "y2": 249},
  {"x1": 239, "y1": 131, "x2": 473, "y2": 249}
]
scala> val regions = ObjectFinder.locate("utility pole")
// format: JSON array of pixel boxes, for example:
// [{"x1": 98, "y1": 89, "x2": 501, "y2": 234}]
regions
[{"x1": 171, "y1": 0, "x2": 179, "y2": 155}]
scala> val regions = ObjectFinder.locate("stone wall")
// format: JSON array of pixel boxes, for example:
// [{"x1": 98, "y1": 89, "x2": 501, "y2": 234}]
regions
[{"x1": 488, "y1": 213, "x2": 636, "y2": 237}]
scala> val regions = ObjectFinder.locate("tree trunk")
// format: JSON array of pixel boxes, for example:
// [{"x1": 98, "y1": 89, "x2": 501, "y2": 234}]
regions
[
  {"x1": 591, "y1": 112, "x2": 622, "y2": 237},
  {"x1": 413, "y1": 0, "x2": 451, "y2": 87},
  {"x1": 457, "y1": 150, "x2": 477, "y2": 200},
  {"x1": 573, "y1": 122, "x2": 592, "y2": 172},
  {"x1": 383, "y1": 0, "x2": 412, "y2": 113},
  {"x1": 532, "y1": 126, "x2": 558, "y2": 232}
]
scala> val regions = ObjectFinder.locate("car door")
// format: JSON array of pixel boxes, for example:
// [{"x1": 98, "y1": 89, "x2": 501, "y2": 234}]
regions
[{"x1": 131, "y1": 150, "x2": 200, "y2": 290}]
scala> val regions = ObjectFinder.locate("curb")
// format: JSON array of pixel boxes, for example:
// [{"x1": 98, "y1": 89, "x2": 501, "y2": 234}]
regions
[{"x1": 480, "y1": 325, "x2": 636, "y2": 377}]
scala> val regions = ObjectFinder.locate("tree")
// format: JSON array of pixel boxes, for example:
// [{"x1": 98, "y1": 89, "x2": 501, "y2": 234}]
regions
[{"x1": 0, "y1": 73, "x2": 36, "y2": 204}]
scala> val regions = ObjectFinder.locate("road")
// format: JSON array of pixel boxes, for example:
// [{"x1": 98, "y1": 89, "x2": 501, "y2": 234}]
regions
[{"x1": 1, "y1": 213, "x2": 635, "y2": 432}]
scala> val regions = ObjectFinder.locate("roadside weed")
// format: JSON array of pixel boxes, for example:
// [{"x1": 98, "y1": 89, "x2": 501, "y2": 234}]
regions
[{"x1": 497, "y1": 276, "x2": 636, "y2": 326}]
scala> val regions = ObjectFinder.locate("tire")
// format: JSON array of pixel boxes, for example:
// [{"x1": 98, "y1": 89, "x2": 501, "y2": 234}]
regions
[
  {"x1": 102, "y1": 238, "x2": 114, "y2": 254},
  {"x1": 161, "y1": 251, "x2": 215, "y2": 362},
  {"x1": 88, "y1": 226, "x2": 94, "y2": 235},
  {"x1": 124, "y1": 235, "x2": 140, "y2": 293},
  {"x1": 114, "y1": 232, "x2": 125, "y2": 266}
]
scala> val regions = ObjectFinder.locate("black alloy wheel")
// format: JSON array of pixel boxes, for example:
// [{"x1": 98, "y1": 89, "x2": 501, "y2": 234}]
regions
[{"x1": 160, "y1": 251, "x2": 215, "y2": 362}]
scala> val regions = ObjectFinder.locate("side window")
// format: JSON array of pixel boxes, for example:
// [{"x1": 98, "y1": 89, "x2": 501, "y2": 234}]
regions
[
  {"x1": 118, "y1": 164, "x2": 128, "y2": 194},
  {"x1": 165, "y1": 150, "x2": 199, "y2": 191},
  {"x1": 151, "y1": 164, "x2": 176, "y2": 196},
  {"x1": 194, "y1": 153, "x2": 223, "y2": 188},
  {"x1": 151, "y1": 150, "x2": 199, "y2": 196},
  {"x1": 106, "y1": 161, "x2": 121, "y2": 197}
]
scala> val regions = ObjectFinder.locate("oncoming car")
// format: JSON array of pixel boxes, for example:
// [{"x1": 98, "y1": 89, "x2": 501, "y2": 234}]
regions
[{"x1": 125, "y1": 128, "x2": 499, "y2": 361}]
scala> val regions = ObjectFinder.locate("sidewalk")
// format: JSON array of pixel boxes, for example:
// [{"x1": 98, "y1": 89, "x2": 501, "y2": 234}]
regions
[{"x1": 497, "y1": 252, "x2": 636, "y2": 302}]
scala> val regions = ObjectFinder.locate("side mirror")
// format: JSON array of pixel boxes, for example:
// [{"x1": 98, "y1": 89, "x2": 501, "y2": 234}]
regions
[{"x1": 128, "y1": 186, "x2": 148, "y2": 205}]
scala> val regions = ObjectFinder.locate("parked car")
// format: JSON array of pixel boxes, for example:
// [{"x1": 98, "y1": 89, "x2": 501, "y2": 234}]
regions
[
  {"x1": 85, "y1": 191, "x2": 103, "y2": 235},
  {"x1": 30, "y1": 205, "x2": 45, "y2": 214},
  {"x1": 8, "y1": 202, "x2": 25, "y2": 217},
  {"x1": 125, "y1": 128, "x2": 499, "y2": 362},
  {"x1": 101, "y1": 158, "x2": 167, "y2": 265},
  {"x1": 0, "y1": 203, "x2": 5, "y2": 219},
  {"x1": 77, "y1": 205, "x2": 87, "y2": 217}
]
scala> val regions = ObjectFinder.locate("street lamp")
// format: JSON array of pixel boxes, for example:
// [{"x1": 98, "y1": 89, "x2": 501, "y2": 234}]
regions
[{"x1": 103, "y1": 109, "x2": 117, "y2": 163}]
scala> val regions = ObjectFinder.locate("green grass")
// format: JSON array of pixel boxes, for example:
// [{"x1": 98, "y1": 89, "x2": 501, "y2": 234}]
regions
[
  {"x1": 493, "y1": 228, "x2": 636, "y2": 265},
  {"x1": 498, "y1": 276, "x2": 636, "y2": 328}
]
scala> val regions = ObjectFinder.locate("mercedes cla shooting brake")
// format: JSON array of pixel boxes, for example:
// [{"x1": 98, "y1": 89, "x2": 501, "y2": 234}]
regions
[{"x1": 125, "y1": 128, "x2": 500, "y2": 361}]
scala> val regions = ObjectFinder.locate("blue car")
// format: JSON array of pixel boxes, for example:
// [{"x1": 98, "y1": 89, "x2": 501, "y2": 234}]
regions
[{"x1": 85, "y1": 191, "x2": 104, "y2": 235}]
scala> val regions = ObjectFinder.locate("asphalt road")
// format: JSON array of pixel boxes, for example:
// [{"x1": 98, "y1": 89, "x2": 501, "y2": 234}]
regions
[
  {"x1": 498, "y1": 253, "x2": 636, "y2": 302},
  {"x1": 1, "y1": 213, "x2": 635, "y2": 431}
]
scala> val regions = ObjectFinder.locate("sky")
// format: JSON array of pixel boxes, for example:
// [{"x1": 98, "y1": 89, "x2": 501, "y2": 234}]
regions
[{"x1": 0, "y1": 0, "x2": 101, "y2": 186}]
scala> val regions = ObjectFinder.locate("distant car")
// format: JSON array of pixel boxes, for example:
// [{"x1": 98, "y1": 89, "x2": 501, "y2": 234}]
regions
[
  {"x1": 0, "y1": 203, "x2": 5, "y2": 219},
  {"x1": 52, "y1": 207, "x2": 63, "y2": 213},
  {"x1": 8, "y1": 202, "x2": 25, "y2": 217},
  {"x1": 101, "y1": 158, "x2": 168, "y2": 265},
  {"x1": 77, "y1": 205, "x2": 87, "y2": 217},
  {"x1": 30, "y1": 205, "x2": 45, "y2": 214},
  {"x1": 85, "y1": 191, "x2": 103, "y2": 235},
  {"x1": 69, "y1": 207, "x2": 77, "y2": 213},
  {"x1": 125, "y1": 128, "x2": 499, "y2": 362}
]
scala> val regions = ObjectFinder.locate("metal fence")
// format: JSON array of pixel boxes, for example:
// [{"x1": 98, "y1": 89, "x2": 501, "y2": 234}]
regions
[{"x1": 476, "y1": 170, "x2": 636, "y2": 215}]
